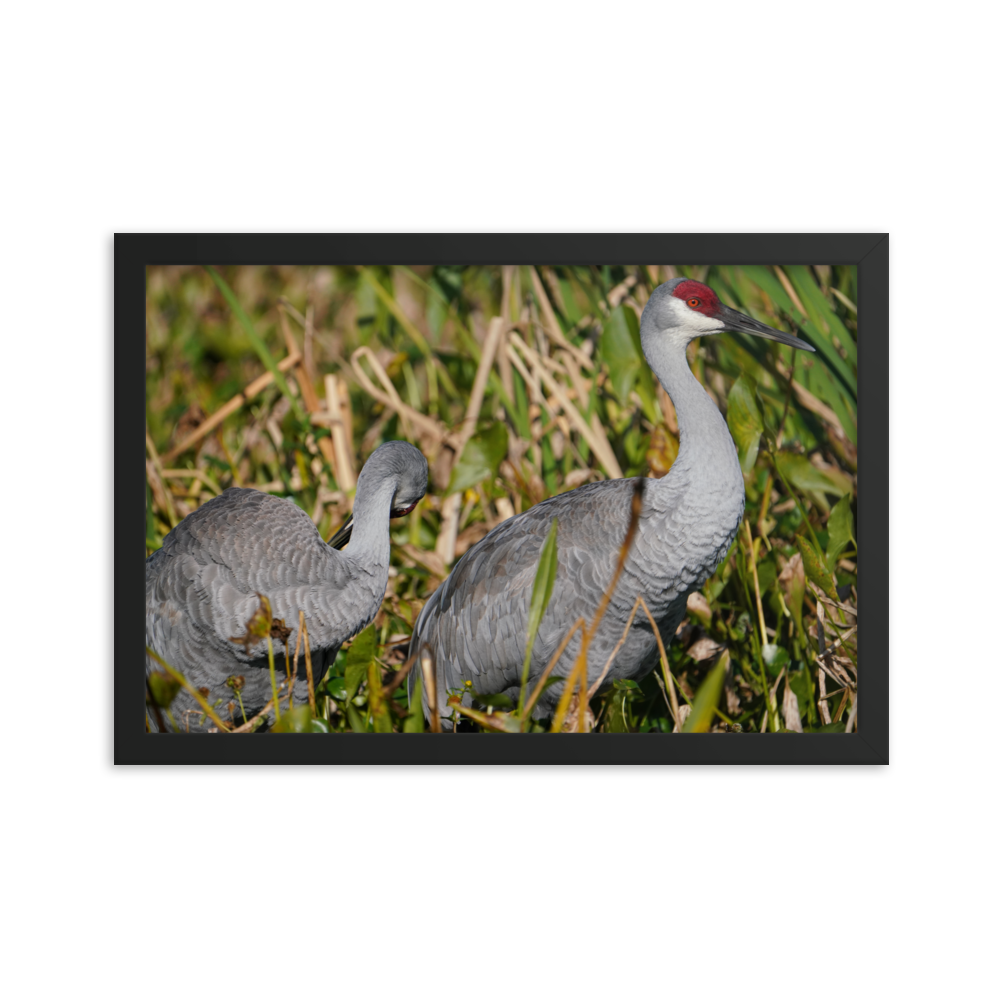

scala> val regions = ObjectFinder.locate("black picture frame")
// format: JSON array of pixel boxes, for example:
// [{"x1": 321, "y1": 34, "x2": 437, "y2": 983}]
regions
[{"x1": 119, "y1": 233, "x2": 887, "y2": 765}]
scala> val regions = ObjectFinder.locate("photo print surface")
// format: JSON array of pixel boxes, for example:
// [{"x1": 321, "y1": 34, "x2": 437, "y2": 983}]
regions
[{"x1": 145, "y1": 263, "x2": 858, "y2": 737}]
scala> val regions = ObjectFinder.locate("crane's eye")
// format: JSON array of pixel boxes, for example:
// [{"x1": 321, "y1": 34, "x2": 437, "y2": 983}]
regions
[{"x1": 687, "y1": 297, "x2": 700, "y2": 308}]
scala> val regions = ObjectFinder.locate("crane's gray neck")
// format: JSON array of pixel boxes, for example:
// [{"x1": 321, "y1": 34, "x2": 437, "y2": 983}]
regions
[
  {"x1": 342, "y1": 472, "x2": 396, "y2": 567},
  {"x1": 640, "y1": 331, "x2": 741, "y2": 489}
]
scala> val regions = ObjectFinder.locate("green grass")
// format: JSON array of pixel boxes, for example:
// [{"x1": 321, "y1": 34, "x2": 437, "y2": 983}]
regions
[{"x1": 145, "y1": 263, "x2": 857, "y2": 734}]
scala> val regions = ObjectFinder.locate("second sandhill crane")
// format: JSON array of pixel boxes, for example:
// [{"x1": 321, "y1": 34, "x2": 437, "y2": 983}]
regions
[
  {"x1": 146, "y1": 439, "x2": 427, "y2": 731},
  {"x1": 409, "y1": 279, "x2": 815, "y2": 725}
]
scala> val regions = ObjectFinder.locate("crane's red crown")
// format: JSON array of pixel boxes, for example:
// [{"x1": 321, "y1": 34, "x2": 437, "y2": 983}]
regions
[{"x1": 671, "y1": 280, "x2": 721, "y2": 317}]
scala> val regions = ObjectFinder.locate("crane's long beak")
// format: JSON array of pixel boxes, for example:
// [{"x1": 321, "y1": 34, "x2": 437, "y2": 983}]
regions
[
  {"x1": 718, "y1": 304, "x2": 815, "y2": 352},
  {"x1": 328, "y1": 514, "x2": 353, "y2": 550}
]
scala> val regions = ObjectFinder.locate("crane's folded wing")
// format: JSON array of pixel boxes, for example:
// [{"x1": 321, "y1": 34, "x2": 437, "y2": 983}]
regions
[
  {"x1": 414, "y1": 480, "x2": 637, "y2": 698},
  {"x1": 146, "y1": 488, "x2": 366, "y2": 660}
]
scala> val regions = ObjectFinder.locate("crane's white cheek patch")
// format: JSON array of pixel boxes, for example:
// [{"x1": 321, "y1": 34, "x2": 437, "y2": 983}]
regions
[{"x1": 689, "y1": 312, "x2": 725, "y2": 334}]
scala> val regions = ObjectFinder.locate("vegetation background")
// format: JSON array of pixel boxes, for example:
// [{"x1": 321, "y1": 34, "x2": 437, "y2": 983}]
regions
[{"x1": 146, "y1": 263, "x2": 858, "y2": 734}]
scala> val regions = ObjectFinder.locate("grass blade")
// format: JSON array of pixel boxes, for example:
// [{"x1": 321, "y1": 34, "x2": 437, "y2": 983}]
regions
[
  {"x1": 517, "y1": 517, "x2": 559, "y2": 725},
  {"x1": 358, "y1": 266, "x2": 432, "y2": 358},
  {"x1": 344, "y1": 624, "x2": 377, "y2": 702},
  {"x1": 681, "y1": 650, "x2": 729, "y2": 733},
  {"x1": 205, "y1": 265, "x2": 307, "y2": 423},
  {"x1": 404, "y1": 675, "x2": 425, "y2": 733},
  {"x1": 727, "y1": 374, "x2": 764, "y2": 473}
]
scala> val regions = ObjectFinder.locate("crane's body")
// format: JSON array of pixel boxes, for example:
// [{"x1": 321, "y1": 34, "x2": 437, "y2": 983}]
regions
[
  {"x1": 409, "y1": 279, "x2": 814, "y2": 724},
  {"x1": 145, "y1": 440, "x2": 427, "y2": 732}
]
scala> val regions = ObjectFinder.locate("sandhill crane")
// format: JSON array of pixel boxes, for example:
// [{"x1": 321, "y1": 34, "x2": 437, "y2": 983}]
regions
[
  {"x1": 146, "y1": 439, "x2": 427, "y2": 732},
  {"x1": 409, "y1": 278, "x2": 815, "y2": 726}
]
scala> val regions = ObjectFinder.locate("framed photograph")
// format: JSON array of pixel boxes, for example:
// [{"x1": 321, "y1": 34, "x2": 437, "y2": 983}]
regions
[{"x1": 119, "y1": 234, "x2": 887, "y2": 764}]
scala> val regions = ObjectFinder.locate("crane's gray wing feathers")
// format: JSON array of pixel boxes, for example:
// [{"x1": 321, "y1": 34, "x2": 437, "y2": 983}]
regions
[
  {"x1": 146, "y1": 488, "x2": 380, "y2": 731},
  {"x1": 414, "y1": 480, "x2": 642, "y2": 705}
]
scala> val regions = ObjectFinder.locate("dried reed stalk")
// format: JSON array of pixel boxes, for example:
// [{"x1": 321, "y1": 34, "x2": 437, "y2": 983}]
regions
[{"x1": 162, "y1": 350, "x2": 302, "y2": 464}]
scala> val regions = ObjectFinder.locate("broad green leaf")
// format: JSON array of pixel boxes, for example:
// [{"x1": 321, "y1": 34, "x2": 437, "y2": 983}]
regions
[
  {"x1": 403, "y1": 675, "x2": 425, "y2": 733},
  {"x1": 756, "y1": 555, "x2": 777, "y2": 595},
  {"x1": 448, "y1": 421, "x2": 509, "y2": 494},
  {"x1": 517, "y1": 518, "x2": 559, "y2": 719},
  {"x1": 310, "y1": 718, "x2": 332, "y2": 733},
  {"x1": 603, "y1": 697, "x2": 630, "y2": 733},
  {"x1": 826, "y1": 495, "x2": 855, "y2": 568},
  {"x1": 324, "y1": 675, "x2": 347, "y2": 701},
  {"x1": 813, "y1": 721, "x2": 847, "y2": 734},
  {"x1": 146, "y1": 670, "x2": 180, "y2": 708},
  {"x1": 600, "y1": 306, "x2": 644, "y2": 406},
  {"x1": 682, "y1": 650, "x2": 729, "y2": 733},
  {"x1": 344, "y1": 624, "x2": 377, "y2": 702},
  {"x1": 271, "y1": 705, "x2": 313, "y2": 733},
  {"x1": 795, "y1": 536, "x2": 838, "y2": 600},
  {"x1": 762, "y1": 643, "x2": 790, "y2": 679},
  {"x1": 345, "y1": 703, "x2": 368, "y2": 733},
  {"x1": 775, "y1": 452, "x2": 852, "y2": 511},
  {"x1": 727, "y1": 374, "x2": 764, "y2": 473}
]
